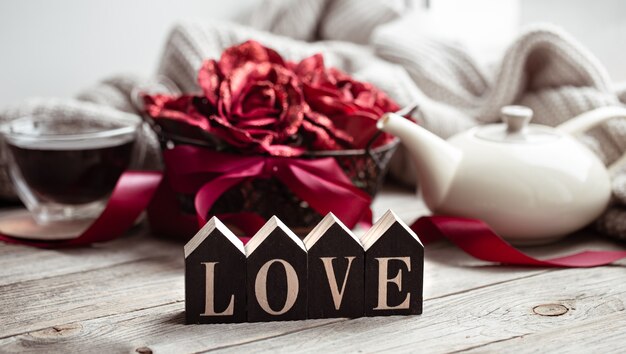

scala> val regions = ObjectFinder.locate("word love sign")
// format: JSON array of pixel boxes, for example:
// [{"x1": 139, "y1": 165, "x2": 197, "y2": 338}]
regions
[{"x1": 184, "y1": 210, "x2": 424, "y2": 324}]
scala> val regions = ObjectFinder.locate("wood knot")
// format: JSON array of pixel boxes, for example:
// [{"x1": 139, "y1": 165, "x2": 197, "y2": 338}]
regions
[
  {"x1": 29, "y1": 323, "x2": 83, "y2": 339},
  {"x1": 136, "y1": 347, "x2": 153, "y2": 354},
  {"x1": 533, "y1": 303, "x2": 568, "y2": 316}
]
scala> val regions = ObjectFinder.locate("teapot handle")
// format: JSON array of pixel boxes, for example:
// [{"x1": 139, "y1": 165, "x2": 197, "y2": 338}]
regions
[
  {"x1": 557, "y1": 106, "x2": 626, "y2": 173},
  {"x1": 556, "y1": 106, "x2": 626, "y2": 135}
]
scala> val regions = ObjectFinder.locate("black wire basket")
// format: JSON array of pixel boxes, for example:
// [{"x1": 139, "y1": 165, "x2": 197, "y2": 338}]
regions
[{"x1": 155, "y1": 125, "x2": 399, "y2": 235}]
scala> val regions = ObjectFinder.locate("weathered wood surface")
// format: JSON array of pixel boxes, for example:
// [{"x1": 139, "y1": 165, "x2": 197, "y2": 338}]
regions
[{"x1": 0, "y1": 185, "x2": 624, "y2": 353}]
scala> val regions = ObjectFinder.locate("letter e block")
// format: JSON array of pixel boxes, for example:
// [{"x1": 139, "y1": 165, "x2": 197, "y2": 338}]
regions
[{"x1": 361, "y1": 210, "x2": 424, "y2": 316}]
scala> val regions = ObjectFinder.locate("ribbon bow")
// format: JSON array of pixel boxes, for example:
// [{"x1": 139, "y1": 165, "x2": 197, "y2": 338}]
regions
[{"x1": 162, "y1": 145, "x2": 372, "y2": 235}]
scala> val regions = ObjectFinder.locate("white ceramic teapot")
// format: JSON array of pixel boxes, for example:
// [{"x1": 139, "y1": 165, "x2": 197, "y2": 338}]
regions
[{"x1": 378, "y1": 105, "x2": 626, "y2": 245}]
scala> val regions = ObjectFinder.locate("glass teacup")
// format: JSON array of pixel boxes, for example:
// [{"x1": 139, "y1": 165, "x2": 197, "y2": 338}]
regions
[{"x1": 1, "y1": 114, "x2": 140, "y2": 224}]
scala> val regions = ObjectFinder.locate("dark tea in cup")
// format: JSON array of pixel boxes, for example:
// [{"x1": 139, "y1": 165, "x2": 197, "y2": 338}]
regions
[
  {"x1": 9, "y1": 140, "x2": 135, "y2": 204},
  {"x1": 2, "y1": 114, "x2": 140, "y2": 224}
]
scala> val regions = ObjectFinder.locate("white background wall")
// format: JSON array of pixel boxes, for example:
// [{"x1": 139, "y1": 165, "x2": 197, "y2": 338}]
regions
[
  {"x1": 0, "y1": 0, "x2": 254, "y2": 106},
  {"x1": 521, "y1": 0, "x2": 626, "y2": 82},
  {"x1": 417, "y1": 0, "x2": 521, "y2": 63},
  {"x1": 1, "y1": 0, "x2": 625, "y2": 107}
]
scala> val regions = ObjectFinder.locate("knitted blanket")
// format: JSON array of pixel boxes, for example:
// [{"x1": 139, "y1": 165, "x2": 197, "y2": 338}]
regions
[{"x1": 1, "y1": 0, "x2": 625, "y2": 239}]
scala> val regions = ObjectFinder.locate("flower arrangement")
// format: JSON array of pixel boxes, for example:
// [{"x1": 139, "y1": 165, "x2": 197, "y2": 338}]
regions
[
  {"x1": 143, "y1": 40, "x2": 399, "y2": 156},
  {"x1": 142, "y1": 40, "x2": 403, "y2": 239}
]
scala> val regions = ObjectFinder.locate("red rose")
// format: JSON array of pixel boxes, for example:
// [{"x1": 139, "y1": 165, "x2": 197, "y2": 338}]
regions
[
  {"x1": 143, "y1": 41, "x2": 399, "y2": 155},
  {"x1": 146, "y1": 41, "x2": 352, "y2": 156},
  {"x1": 198, "y1": 55, "x2": 307, "y2": 155},
  {"x1": 291, "y1": 54, "x2": 400, "y2": 147}
]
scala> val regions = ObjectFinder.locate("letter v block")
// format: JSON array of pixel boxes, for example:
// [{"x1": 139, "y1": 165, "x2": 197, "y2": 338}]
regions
[
  {"x1": 246, "y1": 216, "x2": 307, "y2": 322},
  {"x1": 361, "y1": 210, "x2": 424, "y2": 316},
  {"x1": 184, "y1": 216, "x2": 246, "y2": 324},
  {"x1": 304, "y1": 213, "x2": 364, "y2": 319}
]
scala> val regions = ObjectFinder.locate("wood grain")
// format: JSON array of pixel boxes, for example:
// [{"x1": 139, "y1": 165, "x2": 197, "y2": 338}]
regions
[
  {"x1": 0, "y1": 228, "x2": 180, "y2": 286},
  {"x1": 461, "y1": 311, "x2": 626, "y2": 353},
  {"x1": 0, "y1": 255, "x2": 184, "y2": 338},
  {"x1": 1, "y1": 260, "x2": 623, "y2": 353},
  {"x1": 0, "y1": 302, "x2": 342, "y2": 353},
  {"x1": 212, "y1": 266, "x2": 626, "y2": 353},
  {"x1": 0, "y1": 186, "x2": 624, "y2": 352}
]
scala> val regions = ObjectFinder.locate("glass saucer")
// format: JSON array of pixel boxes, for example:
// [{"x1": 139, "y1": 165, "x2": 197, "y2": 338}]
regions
[{"x1": 0, "y1": 209, "x2": 92, "y2": 240}]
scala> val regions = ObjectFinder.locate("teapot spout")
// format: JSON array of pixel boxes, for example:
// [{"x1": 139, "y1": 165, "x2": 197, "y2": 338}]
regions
[{"x1": 378, "y1": 113, "x2": 462, "y2": 210}]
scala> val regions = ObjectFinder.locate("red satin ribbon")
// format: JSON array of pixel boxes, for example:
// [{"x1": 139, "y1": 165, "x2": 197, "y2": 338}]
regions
[
  {"x1": 0, "y1": 171, "x2": 162, "y2": 249},
  {"x1": 412, "y1": 216, "x2": 626, "y2": 267},
  {"x1": 1, "y1": 158, "x2": 623, "y2": 269},
  {"x1": 160, "y1": 145, "x2": 372, "y2": 234}
]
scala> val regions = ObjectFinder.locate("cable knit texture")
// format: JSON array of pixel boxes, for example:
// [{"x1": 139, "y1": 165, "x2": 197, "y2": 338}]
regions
[{"x1": 1, "y1": 0, "x2": 625, "y2": 240}]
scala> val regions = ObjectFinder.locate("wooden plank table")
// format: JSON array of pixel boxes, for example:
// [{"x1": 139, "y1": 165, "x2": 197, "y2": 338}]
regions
[{"x1": 1, "y1": 185, "x2": 625, "y2": 353}]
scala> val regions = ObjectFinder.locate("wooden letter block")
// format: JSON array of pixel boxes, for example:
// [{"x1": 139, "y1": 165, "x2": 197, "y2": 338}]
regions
[
  {"x1": 361, "y1": 210, "x2": 424, "y2": 316},
  {"x1": 304, "y1": 213, "x2": 364, "y2": 319},
  {"x1": 246, "y1": 216, "x2": 307, "y2": 322},
  {"x1": 184, "y1": 217, "x2": 246, "y2": 324}
]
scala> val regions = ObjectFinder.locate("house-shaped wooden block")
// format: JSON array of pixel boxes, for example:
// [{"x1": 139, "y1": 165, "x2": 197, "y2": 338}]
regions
[
  {"x1": 304, "y1": 212, "x2": 364, "y2": 319},
  {"x1": 361, "y1": 210, "x2": 424, "y2": 317},
  {"x1": 245, "y1": 216, "x2": 307, "y2": 322},
  {"x1": 184, "y1": 216, "x2": 246, "y2": 324}
]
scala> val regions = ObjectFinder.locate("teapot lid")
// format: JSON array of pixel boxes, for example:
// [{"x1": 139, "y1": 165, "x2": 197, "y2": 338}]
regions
[{"x1": 475, "y1": 106, "x2": 561, "y2": 143}]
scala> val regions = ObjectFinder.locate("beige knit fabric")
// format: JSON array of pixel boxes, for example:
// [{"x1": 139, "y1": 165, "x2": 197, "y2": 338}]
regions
[{"x1": 1, "y1": 0, "x2": 624, "y2": 240}]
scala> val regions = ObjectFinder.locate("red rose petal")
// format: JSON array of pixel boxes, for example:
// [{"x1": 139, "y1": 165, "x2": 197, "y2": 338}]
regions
[
  {"x1": 198, "y1": 60, "x2": 223, "y2": 105},
  {"x1": 300, "y1": 120, "x2": 344, "y2": 151},
  {"x1": 293, "y1": 54, "x2": 325, "y2": 80},
  {"x1": 143, "y1": 94, "x2": 212, "y2": 131},
  {"x1": 219, "y1": 40, "x2": 286, "y2": 76}
]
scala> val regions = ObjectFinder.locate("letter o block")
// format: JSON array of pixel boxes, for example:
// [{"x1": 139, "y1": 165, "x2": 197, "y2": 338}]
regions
[{"x1": 246, "y1": 216, "x2": 307, "y2": 322}]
